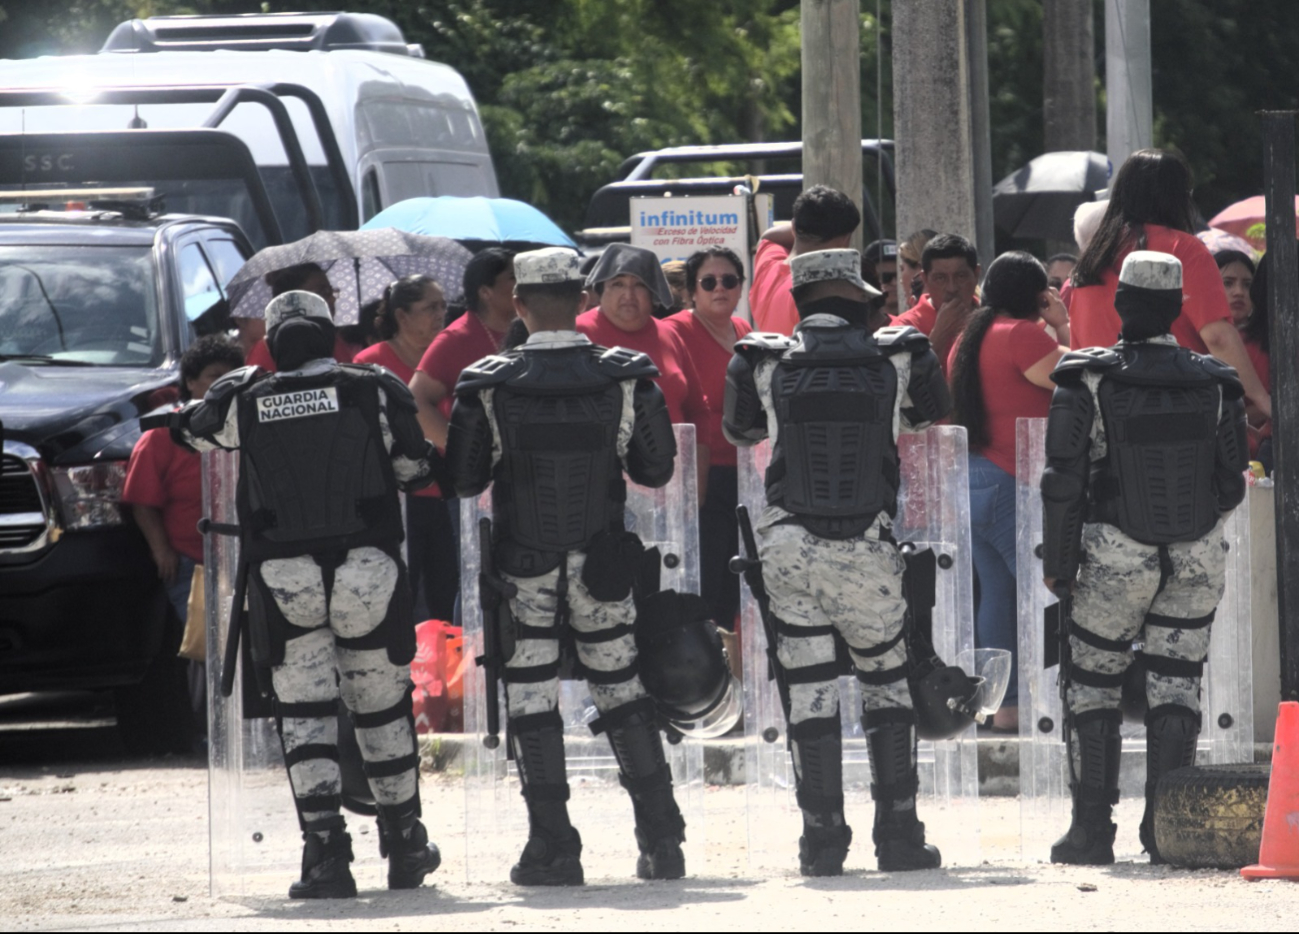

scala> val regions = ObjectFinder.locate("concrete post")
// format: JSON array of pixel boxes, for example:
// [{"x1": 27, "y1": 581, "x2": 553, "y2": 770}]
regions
[
  {"x1": 892, "y1": 1, "x2": 976, "y2": 243},
  {"x1": 802, "y1": 0, "x2": 863, "y2": 250},
  {"x1": 1105, "y1": 0, "x2": 1152, "y2": 172},
  {"x1": 966, "y1": 0, "x2": 994, "y2": 271},
  {"x1": 1044, "y1": 0, "x2": 1098, "y2": 153}
]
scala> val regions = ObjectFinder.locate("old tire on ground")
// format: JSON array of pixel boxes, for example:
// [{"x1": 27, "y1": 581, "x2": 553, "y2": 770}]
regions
[{"x1": 1154, "y1": 763, "x2": 1270, "y2": 869}]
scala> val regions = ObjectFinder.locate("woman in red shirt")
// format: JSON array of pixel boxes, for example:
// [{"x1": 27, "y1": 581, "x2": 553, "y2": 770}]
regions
[
  {"x1": 123, "y1": 335, "x2": 245, "y2": 744},
  {"x1": 949, "y1": 252, "x2": 1070, "y2": 731},
  {"x1": 664, "y1": 246, "x2": 752, "y2": 632},
  {"x1": 354, "y1": 275, "x2": 458, "y2": 623},
  {"x1": 1069, "y1": 149, "x2": 1270, "y2": 421}
]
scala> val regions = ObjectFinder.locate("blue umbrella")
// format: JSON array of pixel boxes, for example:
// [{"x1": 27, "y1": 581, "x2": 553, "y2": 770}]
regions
[{"x1": 361, "y1": 196, "x2": 576, "y2": 248}]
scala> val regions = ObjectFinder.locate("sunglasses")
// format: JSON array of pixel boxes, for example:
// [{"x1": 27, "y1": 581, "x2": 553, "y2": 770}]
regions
[{"x1": 699, "y1": 274, "x2": 742, "y2": 291}]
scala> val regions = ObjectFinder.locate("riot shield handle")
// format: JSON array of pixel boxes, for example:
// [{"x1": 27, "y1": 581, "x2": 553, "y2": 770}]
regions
[
  {"x1": 475, "y1": 517, "x2": 516, "y2": 750},
  {"x1": 1052, "y1": 582, "x2": 1079, "y2": 785}
]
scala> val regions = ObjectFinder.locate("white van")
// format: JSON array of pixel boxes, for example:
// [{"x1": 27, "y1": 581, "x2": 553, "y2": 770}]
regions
[{"x1": 0, "y1": 12, "x2": 498, "y2": 246}]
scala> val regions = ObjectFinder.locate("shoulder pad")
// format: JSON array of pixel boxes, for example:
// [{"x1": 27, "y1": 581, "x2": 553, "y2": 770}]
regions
[
  {"x1": 454, "y1": 352, "x2": 527, "y2": 395},
  {"x1": 735, "y1": 331, "x2": 795, "y2": 357},
  {"x1": 1051, "y1": 347, "x2": 1121, "y2": 384},
  {"x1": 873, "y1": 324, "x2": 930, "y2": 354},
  {"x1": 205, "y1": 364, "x2": 261, "y2": 400},
  {"x1": 1194, "y1": 352, "x2": 1245, "y2": 400},
  {"x1": 596, "y1": 345, "x2": 660, "y2": 381},
  {"x1": 350, "y1": 362, "x2": 419, "y2": 411}
]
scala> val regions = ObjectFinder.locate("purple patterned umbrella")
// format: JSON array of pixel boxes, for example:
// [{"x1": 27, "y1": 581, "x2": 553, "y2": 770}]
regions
[{"x1": 226, "y1": 228, "x2": 472, "y2": 325}]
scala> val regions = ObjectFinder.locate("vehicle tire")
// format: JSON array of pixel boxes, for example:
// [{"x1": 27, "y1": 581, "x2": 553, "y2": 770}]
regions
[
  {"x1": 1154, "y1": 763, "x2": 1270, "y2": 869},
  {"x1": 115, "y1": 610, "x2": 197, "y2": 756}
]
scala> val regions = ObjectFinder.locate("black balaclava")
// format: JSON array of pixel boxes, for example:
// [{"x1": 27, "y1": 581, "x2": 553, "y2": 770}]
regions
[
  {"x1": 268, "y1": 316, "x2": 335, "y2": 371},
  {"x1": 1113, "y1": 250, "x2": 1184, "y2": 342},
  {"x1": 795, "y1": 294, "x2": 872, "y2": 328}
]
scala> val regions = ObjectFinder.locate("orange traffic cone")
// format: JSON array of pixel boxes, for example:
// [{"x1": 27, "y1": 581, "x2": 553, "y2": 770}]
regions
[{"x1": 1243, "y1": 701, "x2": 1299, "y2": 880}]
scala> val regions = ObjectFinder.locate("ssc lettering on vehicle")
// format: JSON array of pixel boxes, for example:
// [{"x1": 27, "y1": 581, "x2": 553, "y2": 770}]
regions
[{"x1": 256, "y1": 387, "x2": 339, "y2": 422}]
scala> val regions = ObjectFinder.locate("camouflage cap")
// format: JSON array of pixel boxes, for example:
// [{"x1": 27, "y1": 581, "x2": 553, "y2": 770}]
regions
[
  {"x1": 1119, "y1": 250, "x2": 1182, "y2": 291},
  {"x1": 265, "y1": 289, "x2": 332, "y2": 331},
  {"x1": 514, "y1": 247, "x2": 583, "y2": 285},
  {"x1": 789, "y1": 248, "x2": 881, "y2": 297}
]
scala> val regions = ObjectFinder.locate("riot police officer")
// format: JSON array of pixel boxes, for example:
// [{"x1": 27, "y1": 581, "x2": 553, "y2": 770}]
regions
[
  {"x1": 723, "y1": 249, "x2": 951, "y2": 876},
  {"x1": 176, "y1": 290, "x2": 443, "y2": 898},
  {"x1": 1042, "y1": 251, "x2": 1249, "y2": 865},
  {"x1": 446, "y1": 248, "x2": 687, "y2": 886}
]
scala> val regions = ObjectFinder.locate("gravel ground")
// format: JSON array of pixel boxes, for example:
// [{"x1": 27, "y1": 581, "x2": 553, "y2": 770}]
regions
[{"x1": 3, "y1": 757, "x2": 1297, "y2": 932}]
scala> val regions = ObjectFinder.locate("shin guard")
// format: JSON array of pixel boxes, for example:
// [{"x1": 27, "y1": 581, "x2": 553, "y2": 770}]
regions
[
  {"x1": 864, "y1": 708, "x2": 940, "y2": 871},
  {"x1": 1052, "y1": 708, "x2": 1121, "y2": 865},
  {"x1": 1140, "y1": 704, "x2": 1200, "y2": 863}
]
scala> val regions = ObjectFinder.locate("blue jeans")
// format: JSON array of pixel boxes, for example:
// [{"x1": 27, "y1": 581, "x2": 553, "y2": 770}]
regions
[{"x1": 968, "y1": 453, "x2": 1019, "y2": 705}]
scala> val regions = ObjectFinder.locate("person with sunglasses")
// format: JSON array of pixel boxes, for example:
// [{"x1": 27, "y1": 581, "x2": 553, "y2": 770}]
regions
[
  {"x1": 665, "y1": 247, "x2": 752, "y2": 638},
  {"x1": 863, "y1": 239, "x2": 900, "y2": 319}
]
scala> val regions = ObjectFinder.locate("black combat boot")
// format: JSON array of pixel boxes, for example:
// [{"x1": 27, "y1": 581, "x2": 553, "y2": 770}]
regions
[
  {"x1": 509, "y1": 710, "x2": 584, "y2": 886},
  {"x1": 1139, "y1": 704, "x2": 1200, "y2": 864},
  {"x1": 1051, "y1": 709, "x2": 1122, "y2": 865},
  {"x1": 288, "y1": 818, "x2": 357, "y2": 899},
  {"x1": 604, "y1": 700, "x2": 686, "y2": 880},
  {"x1": 789, "y1": 715, "x2": 853, "y2": 876},
  {"x1": 865, "y1": 710, "x2": 941, "y2": 872},
  {"x1": 376, "y1": 798, "x2": 442, "y2": 889}
]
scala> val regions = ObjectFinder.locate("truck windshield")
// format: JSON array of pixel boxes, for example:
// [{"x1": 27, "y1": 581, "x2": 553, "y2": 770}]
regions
[{"x1": 0, "y1": 245, "x2": 161, "y2": 366}]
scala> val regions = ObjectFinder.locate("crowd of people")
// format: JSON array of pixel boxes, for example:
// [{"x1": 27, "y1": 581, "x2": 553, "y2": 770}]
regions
[{"x1": 121, "y1": 144, "x2": 1260, "y2": 893}]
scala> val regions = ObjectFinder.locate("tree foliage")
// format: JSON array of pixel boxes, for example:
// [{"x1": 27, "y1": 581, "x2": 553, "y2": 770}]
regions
[{"x1": 4, "y1": 0, "x2": 1299, "y2": 233}]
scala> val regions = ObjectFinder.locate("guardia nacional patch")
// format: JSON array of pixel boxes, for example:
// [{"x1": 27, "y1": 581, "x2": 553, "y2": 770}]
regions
[{"x1": 256, "y1": 387, "x2": 339, "y2": 422}]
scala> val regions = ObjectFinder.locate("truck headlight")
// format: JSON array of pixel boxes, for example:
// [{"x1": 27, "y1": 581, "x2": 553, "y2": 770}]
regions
[{"x1": 50, "y1": 462, "x2": 127, "y2": 529}]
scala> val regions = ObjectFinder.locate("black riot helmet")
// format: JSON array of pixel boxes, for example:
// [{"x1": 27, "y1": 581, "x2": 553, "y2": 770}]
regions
[
  {"x1": 634, "y1": 588, "x2": 740, "y2": 739},
  {"x1": 909, "y1": 658, "x2": 984, "y2": 741}
]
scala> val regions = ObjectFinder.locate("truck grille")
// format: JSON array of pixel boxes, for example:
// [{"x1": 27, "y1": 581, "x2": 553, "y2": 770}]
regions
[{"x1": 0, "y1": 455, "x2": 47, "y2": 549}]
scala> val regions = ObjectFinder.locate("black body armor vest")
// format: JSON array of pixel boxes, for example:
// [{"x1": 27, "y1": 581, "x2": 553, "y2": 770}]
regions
[
  {"x1": 766, "y1": 318, "x2": 900, "y2": 539},
  {"x1": 236, "y1": 365, "x2": 402, "y2": 560},
  {"x1": 1090, "y1": 343, "x2": 1222, "y2": 544},
  {"x1": 489, "y1": 345, "x2": 628, "y2": 574}
]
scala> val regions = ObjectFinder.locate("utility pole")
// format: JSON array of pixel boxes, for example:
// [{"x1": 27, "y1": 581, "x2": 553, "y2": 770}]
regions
[
  {"x1": 1105, "y1": 0, "x2": 1152, "y2": 174},
  {"x1": 966, "y1": 0, "x2": 994, "y2": 272},
  {"x1": 1044, "y1": 0, "x2": 1098, "y2": 153},
  {"x1": 1262, "y1": 111, "x2": 1299, "y2": 700},
  {"x1": 892, "y1": 2, "x2": 977, "y2": 245},
  {"x1": 802, "y1": 0, "x2": 863, "y2": 250}
]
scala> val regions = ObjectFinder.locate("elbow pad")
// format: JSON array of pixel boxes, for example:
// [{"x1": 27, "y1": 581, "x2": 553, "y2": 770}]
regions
[
  {"x1": 722, "y1": 353, "x2": 768, "y2": 446},
  {"x1": 1214, "y1": 396, "x2": 1249, "y2": 513},
  {"x1": 1041, "y1": 467, "x2": 1088, "y2": 582},
  {"x1": 627, "y1": 379, "x2": 677, "y2": 489},
  {"x1": 903, "y1": 349, "x2": 953, "y2": 427},
  {"x1": 445, "y1": 394, "x2": 495, "y2": 499}
]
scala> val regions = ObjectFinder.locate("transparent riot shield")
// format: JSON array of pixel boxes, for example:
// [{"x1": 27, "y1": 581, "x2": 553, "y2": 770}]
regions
[
  {"x1": 741, "y1": 426, "x2": 982, "y2": 871},
  {"x1": 205, "y1": 449, "x2": 390, "y2": 897},
  {"x1": 1016, "y1": 417, "x2": 1254, "y2": 859},
  {"x1": 461, "y1": 425, "x2": 708, "y2": 881}
]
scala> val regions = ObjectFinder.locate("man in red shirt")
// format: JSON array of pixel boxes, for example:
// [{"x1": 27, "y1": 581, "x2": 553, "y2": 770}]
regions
[
  {"x1": 750, "y1": 186, "x2": 860, "y2": 335},
  {"x1": 892, "y1": 233, "x2": 982, "y2": 374},
  {"x1": 245, "y1": 263, "x2": 361, "y2": 370},
  {"x1": 410, "y1": 248, "x2": 515, "y2": 448},
  {"x1": 577, "y1": 244, "x2": 710, "y2": 488}
]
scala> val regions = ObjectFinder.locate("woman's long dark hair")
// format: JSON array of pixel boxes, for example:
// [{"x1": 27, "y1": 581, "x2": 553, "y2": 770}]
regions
[
  {"x1": 1074, "y1": 149, "x2": 1196, "y2": 287},
  {"x1": 950, "y1": 251, "x2": 1048, "y2": 451},
  {"x1": 1246, "y1": 248, "x2": 1290, "y2": 354}
]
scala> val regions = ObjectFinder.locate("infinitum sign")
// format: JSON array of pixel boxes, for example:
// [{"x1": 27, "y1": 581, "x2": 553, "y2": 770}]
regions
[{"x1": 629, "y1": 193, "x2": 772, "y2": 321}]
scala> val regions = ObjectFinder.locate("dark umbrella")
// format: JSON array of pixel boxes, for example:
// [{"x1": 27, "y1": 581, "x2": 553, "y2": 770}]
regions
[
  {"x1": 226, "y1": 228, "x2": 473, "y2": 324},
  {"x1": 992, "y1": 151, "x2": 1111, "y2": 242}
]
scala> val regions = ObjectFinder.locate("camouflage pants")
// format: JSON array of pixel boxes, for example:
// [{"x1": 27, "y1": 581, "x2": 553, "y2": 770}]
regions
[
  {"x1": 502, "y1": 551, "x2": 647, "y2": 719},
  {"x1": 1068, "y1": 520, "x2": 1226, "y2": 718},
  {"x1": 758, "y1": 518, "x2": 912, "y2": 727},
  {"x1": 264, "y1": 546, "x2": 418, "y2": 828}
]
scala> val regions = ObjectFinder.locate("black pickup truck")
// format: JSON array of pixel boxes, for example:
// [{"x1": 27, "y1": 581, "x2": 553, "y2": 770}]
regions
[
  {"x1": 0, "y1": 199, "x2": 252, "y2": 752},
  {"x1": 576, "y1": 140, "x2": 898, "y2": 250}
]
